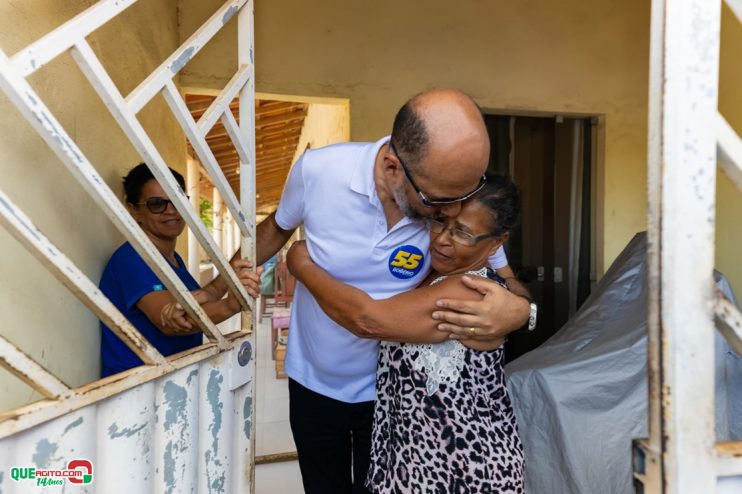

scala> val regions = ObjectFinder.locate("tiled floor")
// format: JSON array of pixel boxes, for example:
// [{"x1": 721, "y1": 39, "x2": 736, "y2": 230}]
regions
[{"x1": 254, "y1": 312, "x2": 304, "y2": 493}]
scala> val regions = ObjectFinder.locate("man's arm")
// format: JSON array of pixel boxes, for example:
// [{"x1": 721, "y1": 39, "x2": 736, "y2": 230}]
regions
[
  {"x1": 495, "y1": 264, "x2": 532, "y2": 300},
  {"x1": 287, "y1": 241, "x2": 503, "y2": 350},
  {"x1": 256, "y1": 212, "x2": 296, "y2": 265},
  {"x1": 196, "y1": 212, "x2": 295, "y2": 300}
]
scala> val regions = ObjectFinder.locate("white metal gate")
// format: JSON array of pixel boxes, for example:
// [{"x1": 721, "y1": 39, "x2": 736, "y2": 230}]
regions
[
  {"x1": 633, "y1": 0, "x2": 742, "y2": 492},
  {"x1": 0, "y1": 0, "x2": 258, "y2": 492}
]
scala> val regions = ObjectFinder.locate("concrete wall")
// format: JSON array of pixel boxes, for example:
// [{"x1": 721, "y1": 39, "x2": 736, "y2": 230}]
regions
[
  {"x1": 718, "y1": 5, "x2": 742, "y2": 297},
  {"x1": 0, "y1": 0, "x2": 185, "y2": 410},
  {"x1": 179, "y1": 0, "x2": 741, "y2": 295},
  {"x1": 180, "y1": 0, "x2": 650, "y2": 280},
  {"x1": 291, "y1": 101, "x2": 351, "y2": 165}
]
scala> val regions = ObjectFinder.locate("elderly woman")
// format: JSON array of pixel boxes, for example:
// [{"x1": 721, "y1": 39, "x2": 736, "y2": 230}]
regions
[
  {"x1": 99, "y1": 163, "x2": 259, "y2": 377},
  {"x1": 288, "y1": 175, "x2": 524, "y2": 493}
]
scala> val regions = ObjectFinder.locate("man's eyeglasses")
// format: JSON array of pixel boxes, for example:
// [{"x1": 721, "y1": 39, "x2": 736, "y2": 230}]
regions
[
  {"x1": 134, "y1": 196, "x2": 185, "y2": 214},
  {"x1": 389, "y1": 140, "x2": 487, "y2": 208},
  {"x1": 427, "y1": 218, "x2": 497, "y2": 247}
]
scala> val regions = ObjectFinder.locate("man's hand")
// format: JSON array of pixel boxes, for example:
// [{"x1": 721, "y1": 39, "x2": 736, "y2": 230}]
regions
[
  {"x1": 231, "y1": 259, "x2": 263, "y2": 299},
  {"x1": 433, "y1": 275, "x2": 530, "y2": 341}
]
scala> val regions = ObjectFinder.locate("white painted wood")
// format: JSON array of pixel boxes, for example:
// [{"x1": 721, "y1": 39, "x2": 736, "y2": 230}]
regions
[
  {"x1": 0, "y1": 335, "x2": 72, "y2": 400},
  {"x1": 197, "y1": 65, "x2": 251, "y2": 136},
  {"x1": 213, "y1": 187, "x2": 224, "y2": 254},
  {"x1": 657, "y1": 0, "x2": 721, "y2": 492},
  {"x1": 126, "y1": 0, "x2": 248, "y2": 114},
  {"x1": 645, "y1": 0, "x2": 666, "y2": 477},
  {"x1": 726, "y1": 0, "x2": 742, "y2": 25},
  {"x1": 0, "y1": 344, "x2": 255, "y2": 492},
  {"x1": 715, "y1": 292, "x2": 742, "y2": 356},
  {"x1": 187, "y1": 158, "x2": 201, "y2": 277},
  {"x1": 161, "y1": 79, "x2": 255, "y2": 245},
  {"x1": 10, "y1": 0, "x2": 138, "y2": 77},
  {"x1": 0, "y1": 2, "x2": 258, "y2": 491},
  {"x1": 716, "y1": 113, "x2": 742, "y2": 192},
  {"x1": 716, "y1": 442, "x2": 742, "y2": 477},
  {"x1": 70, "y1": 40, "x2": 252, "y2": 315},
  {"x1": 0, "y1": 343, "x2": 217, "y2": 439},
  {"x1": 239, "y1": 2, "x2": 258, "y2": 491},
  {"x1": 222, "y1": 109, "x2": 251, "y2": 167},
  {"x1": 0, "y1": 48, "x2": 227, "y2": 347},
  {"x1": 0, "y1": 188, "x2": 165, "y2": 366}
]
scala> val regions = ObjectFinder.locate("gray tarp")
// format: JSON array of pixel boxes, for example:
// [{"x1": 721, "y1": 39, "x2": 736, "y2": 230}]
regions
[{"x1": 506, "y1": 232, "x2": 742, "y2": 494}]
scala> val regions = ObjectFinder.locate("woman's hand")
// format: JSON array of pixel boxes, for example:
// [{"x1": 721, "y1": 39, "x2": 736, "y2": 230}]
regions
[
  {"x1": 286, "y1": 240, "x2": 314, "y2": 280},
  {"x1": 433, "y1": 275, "x2": 530, "y2": 341},
  {"x1": 159, "y1": 261, "x2": 262, "y2": 332}
]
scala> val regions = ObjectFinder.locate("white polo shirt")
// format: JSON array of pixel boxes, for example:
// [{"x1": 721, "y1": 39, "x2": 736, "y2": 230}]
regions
[{"x1": 275, "y1": 136, "x2": 507, "y2": 403}]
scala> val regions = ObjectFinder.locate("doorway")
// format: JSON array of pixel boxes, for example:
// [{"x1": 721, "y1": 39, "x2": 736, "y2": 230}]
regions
[{"x1": 485, "y1": 114, "x2": 598, "y2": 362}]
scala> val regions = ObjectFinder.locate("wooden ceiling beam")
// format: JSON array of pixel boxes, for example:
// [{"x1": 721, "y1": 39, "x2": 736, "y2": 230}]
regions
[
  {"x1": 258, "y1": 121, "x2": 305, "y2": 138},
  {"x1": 204, "y1": 126, "x2": 300, "y2": 144},
  {"x1": 255, "y1": 108, "x2": 308, "y2": 128},
  {"x1": 257, "y1": 142, "x2": 298, "y2": 155},
  {"x1": 257, "y1": 156, "x2": 294, "y2": 167},
  {"x1": 257, "y1": 130, "x2": 303, "y2": 145},
  {"x1": 257, "y1": 149, "x2": 296, "y2": 161},
  {"x1": 188, "y1": 97, "x2": 308, "y2": 213},
  {"x1": 255, "y1": 102, "x2": 306, "y2": 118},
  {"x1": 256, "y1": 168, "x2": 292, "y2": 178},
  {"x1": 188, "y1": 99, "x2": 305, "y2": 122},
  {"x1": 214, "y1": 147, "x2": 295, "y2": 163},
  {"x1": 220, "y1": 155, "x2": 293, "y2": 171},
  {"x1": 204, "y1": 120, "x2": 303, "y2": 142},
  {"x1": 256, "y1": 179, "x2": 290, "y2": 189}
]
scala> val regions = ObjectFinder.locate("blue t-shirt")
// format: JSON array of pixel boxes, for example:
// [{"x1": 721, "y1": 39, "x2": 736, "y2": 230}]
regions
[{"x1": 99, "y1": 242, "x2": 202, "y2": 377}]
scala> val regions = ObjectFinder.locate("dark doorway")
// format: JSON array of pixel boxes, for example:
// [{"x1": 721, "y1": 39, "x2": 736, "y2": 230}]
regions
[{"x1": 485, "y1": 115, "x2": 596, "y2": 362}]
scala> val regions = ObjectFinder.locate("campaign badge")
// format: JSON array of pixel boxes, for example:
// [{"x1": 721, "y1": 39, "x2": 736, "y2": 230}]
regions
[{"x1": 388, "y1": 245, "x2": 425, "y2": 279}]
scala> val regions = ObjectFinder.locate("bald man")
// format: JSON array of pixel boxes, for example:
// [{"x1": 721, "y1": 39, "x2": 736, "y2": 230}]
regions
[{"x1": 254, "y1": 89, "x2": 531, "y2": 493}]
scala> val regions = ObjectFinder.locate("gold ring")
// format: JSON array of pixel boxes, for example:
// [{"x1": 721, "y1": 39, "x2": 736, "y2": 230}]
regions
[{"x1": 469, "y1": 327, "x2": 476, "y2": 336}]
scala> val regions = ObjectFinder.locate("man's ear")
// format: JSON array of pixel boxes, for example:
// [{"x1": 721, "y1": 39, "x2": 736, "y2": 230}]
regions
[{"x1": 382, "y1": 145, "x2": 402, "y2": 175}]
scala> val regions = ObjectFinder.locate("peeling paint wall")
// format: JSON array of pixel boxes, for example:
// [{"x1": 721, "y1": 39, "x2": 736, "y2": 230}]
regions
[
  {"x1": 0, "y1": 343, "x2": 252, "y2": 494},
  {"x1": 0, "y1": 0, "x2": 186, "y2": 410}
]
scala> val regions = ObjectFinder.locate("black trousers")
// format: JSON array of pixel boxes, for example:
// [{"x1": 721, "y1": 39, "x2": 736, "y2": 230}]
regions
[{"x1": 289, "y1": 378, "x2": 374, "y2": 494}]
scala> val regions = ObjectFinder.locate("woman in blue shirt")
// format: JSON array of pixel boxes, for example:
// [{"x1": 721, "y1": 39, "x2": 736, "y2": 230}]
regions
[{"x1": 100, "y1": 163, "x2": 259, "y2": 377}]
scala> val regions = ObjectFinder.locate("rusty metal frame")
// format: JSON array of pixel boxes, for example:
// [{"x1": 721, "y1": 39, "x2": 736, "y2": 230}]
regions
[{"x1": 0, "y1": 0, "x2": 256, "y2": 465}]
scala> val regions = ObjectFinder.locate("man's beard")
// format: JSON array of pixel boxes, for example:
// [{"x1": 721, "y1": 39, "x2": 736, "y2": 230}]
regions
[{"x1": 392, "y1": 182, "x2": 425, "y2": 220}]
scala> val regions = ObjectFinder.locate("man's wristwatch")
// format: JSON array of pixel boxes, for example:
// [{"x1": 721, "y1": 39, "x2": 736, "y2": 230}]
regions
[{"x1": 527, "y1": 301, "x2": 538, "y2": 331}]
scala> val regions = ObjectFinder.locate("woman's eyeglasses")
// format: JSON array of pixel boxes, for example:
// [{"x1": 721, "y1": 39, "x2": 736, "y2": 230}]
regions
[
  {"x1": 427, "y1": 218, "x2": 496, "y2": 247},
  {"x1": 134, "y1": 196, "x2": 186, "y2": 214}
]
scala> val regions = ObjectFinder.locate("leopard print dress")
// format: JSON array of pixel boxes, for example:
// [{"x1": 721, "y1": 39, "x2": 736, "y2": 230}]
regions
[{"x1": 365, "y1": 268, "x2": 524, "y2": 494}]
